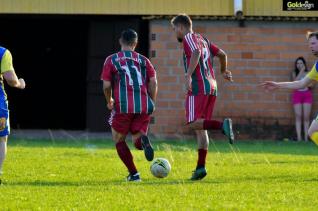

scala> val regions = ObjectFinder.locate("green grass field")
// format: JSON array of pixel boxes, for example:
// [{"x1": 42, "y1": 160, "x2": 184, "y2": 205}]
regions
[{"x1": 1, "y1": 138, "x2": 318, "y2": 210}]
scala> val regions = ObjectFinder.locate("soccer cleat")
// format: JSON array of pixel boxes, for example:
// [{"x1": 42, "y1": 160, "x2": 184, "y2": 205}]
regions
[
  {"x1": 190, "y1": 167, "x2": 207, "y2": 181},
  {"x1": 141, "y1": 135, "x2": 154, "y2": 161},
  {"x1": 126, "y1": 172, "x2": 141, "y2": 182},
  {"x1": 222, "y1": 118, "x2": 235, "y2": 144}
]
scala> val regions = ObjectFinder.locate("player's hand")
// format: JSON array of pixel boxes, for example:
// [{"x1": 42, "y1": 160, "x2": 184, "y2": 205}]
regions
[
  {"x1": 259, "y1": 81, "x2": 280, "y2": 91},
  {"x1": 185, "y1": 75, "x2": 192, "y2": 91},
  {"x1": 107, "y1": 98, "x2": 114, "y2": 110},
  {"x1": 299, "y1": 64, "x2": 306, "y2": 73},
  {"x1": 18, "y1": 78, "x2": 26, "y2": 89},
  {"x1": 222, "y1": 70, "x2": 233, "y2": 82}
]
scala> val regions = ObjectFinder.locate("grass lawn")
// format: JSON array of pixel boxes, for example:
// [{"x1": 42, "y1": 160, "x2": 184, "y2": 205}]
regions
[{"x1": 1, "y1": 138, "x2": 318, "y2": 210}]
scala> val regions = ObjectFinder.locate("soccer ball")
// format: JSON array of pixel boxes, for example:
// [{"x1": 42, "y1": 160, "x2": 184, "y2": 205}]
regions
[{"x1": 150, "y1": 158, "x2": 171, "y2": 178}]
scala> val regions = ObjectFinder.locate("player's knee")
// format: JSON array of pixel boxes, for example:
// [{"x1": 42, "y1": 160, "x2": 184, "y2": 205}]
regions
[
  {"x1": 310, "y1": 132, "x2": 318, "y2": 145},
  {"x1": 112, "y1": 135, "x2": 126, "y2": 144},
  {"x1": 0, "y1": 136, "x2": 7, "y2": 143},
  {"x1": 201, "y1": 142, "x2": 208, "y2": 149},
  {"x1": 134, "y1": 137, "x2": 143, "y2": 150},
  {"x1": 308, "y1": 122, "x2": 318, "y2": 137},
  {"x1": 187, "y1": 121, "x2": 199, "y2": 130},
  {"x1": 198, "y1": 141, "x2": 208, "y2": 150}
]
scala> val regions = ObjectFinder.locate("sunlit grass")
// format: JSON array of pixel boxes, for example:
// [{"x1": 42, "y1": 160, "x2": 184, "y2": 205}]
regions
[{"x1": 1, "y1": 139, "x2": 318, "y2": 210}]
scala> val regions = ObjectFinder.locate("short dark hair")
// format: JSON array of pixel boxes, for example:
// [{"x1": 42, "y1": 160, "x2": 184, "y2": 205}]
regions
[
  {"x1": 171, "y1": 14, "x2": 192, "y2": 28},
  {"x1": 120, "y1": 28, "x2": 138, "y2": 46},
  {"x1": 306, "y1": 31, "x2": 318, "y2": 40}
]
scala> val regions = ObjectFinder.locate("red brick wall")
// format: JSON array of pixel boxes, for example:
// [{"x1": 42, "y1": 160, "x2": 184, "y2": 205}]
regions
[{"x1": 149, "y1": 20, "x2": 317, "y2": 139}]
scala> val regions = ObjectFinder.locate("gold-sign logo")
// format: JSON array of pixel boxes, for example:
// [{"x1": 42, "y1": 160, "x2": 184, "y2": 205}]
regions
[{"x1": 283, "y1": 0, "x2": 317, "y2": 11}]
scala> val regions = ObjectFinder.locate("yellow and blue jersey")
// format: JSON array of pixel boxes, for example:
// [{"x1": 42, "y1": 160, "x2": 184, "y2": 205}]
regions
[
  {"x1": 306, "y1": 61, "x2": 318, "y2": 81},
  {"x1": 0, "y1": 46, "x2": 13, "y2": 136}
]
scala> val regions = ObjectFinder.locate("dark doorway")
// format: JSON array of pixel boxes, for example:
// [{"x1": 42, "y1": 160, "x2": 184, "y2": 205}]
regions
[
  {"x1": 86, "y1": 16, "x2": 149, "y2": 132},
  {"x1": 0, "y1": 15, "x2": 149, "y2": 131},
  {"x1": 0, "y1": 15, "x2": 88, "y2": 130}
]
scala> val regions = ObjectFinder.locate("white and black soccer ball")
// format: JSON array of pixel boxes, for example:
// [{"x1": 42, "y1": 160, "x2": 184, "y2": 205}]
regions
[{"x1": 150, "y1": 158, "x2": 171, "y2": 178}]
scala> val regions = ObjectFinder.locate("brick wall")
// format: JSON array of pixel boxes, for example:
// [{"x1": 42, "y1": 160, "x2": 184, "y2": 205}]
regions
[{"x1": 149, "y1": 20, "x2": 317, "y2": 139}]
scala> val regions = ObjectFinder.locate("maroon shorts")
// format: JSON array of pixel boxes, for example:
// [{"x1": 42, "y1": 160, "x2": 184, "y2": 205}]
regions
[
  {"x1": 108, "y1": 110, "x2": 151, "y2": 135},
  {"x1": 185, "y1": 94, "x2": 216, "y2": 123}
]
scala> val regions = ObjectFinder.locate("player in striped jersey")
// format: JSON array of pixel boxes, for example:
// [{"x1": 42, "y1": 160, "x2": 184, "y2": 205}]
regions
[
  {"x1": 261, "y1": 31, "x2": 318, "y2": 145},
  {"x1": 171, "y1": 14, "x2": 235, "y2": 180},
  {"x1": 101, "y1": 29, "x2": 158, "y2": 182}
]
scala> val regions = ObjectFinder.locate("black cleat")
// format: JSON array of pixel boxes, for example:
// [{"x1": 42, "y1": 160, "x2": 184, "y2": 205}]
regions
[
  {"x1": 141, "y1": 135, "x2": 154, "y2": 161},
  {"x1": 126, "y1": 172, "x2": 141, "y2": 182},
  {"x1": 190, "y1": 167, "x2": 207, "y2": 180},
  {"x1": 222, "y1": 118, "x2": 235, "y2": 144}
]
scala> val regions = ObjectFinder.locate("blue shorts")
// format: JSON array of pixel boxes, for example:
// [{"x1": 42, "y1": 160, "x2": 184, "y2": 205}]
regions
[{"x1": 0, "y1": 106, "x2": 10, "y2": 137}]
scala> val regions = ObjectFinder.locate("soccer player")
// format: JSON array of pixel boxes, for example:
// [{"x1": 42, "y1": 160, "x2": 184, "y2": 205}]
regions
[
  {"x1": 171, "y1": 14, "x2": 235, "y2": 180},
  {"x1": 0, "y1": 46, "x2": 26, "y2": 184},
  {"x1": 260, "y1": 31, "x2": 318, "y2": 144},
  {"x1": 101, "y1": 29, "x2": 158, "y2": 182}
]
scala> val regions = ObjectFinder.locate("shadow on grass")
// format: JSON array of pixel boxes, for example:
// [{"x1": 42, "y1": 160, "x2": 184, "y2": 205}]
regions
[
  {"x1": 6, "y1": 175, "x2": 318, "y2": 187},
  {"x1": 5, "y1": 179, "x2": 204, "y2": 187},
  {"x1": 4, "y1": 179, "x2": 227, "y2": 187},
  {"x1": 8, "y1": 138, "x2": 115, "y2": 149},
  {"x1": 7, "y1": 138, "x2": 318, "y2": 156}
]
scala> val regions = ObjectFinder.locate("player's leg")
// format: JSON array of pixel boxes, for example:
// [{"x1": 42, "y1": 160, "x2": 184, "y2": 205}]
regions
[
  {"x1": 132, "y1": 133, "x2": 143, "y2": 150},
  {"x1": 131, "y1": 114, "x2": 154, "y2": 161},
  {"x1": 186, "y1": 95, "x2": 234, "y2": 144},
  {"x1": 191, "y1": 129, "x2": 208, "y2": 180},
  {"x1": 109, "y1": 112, "x2": 140, "y2": 181},
  {"x1": 308, "y1": 118, "x2": 318, "y2": 146},
  {"x1": 303, "y1": 103, "x2": 312, "y2": 142},
  {"x1": 293, "y1": 104, "x2": 302, "y2": 141},
  {"x1": 187, "y1": 119, "x2": 221, "y2": 130},
  {"x1": 186, "y1": 95, "x2": 220, "y2": 130},
  {"x1": 0, "y1": 136, "x2": 7, "y2": 176},
  {"x1": 0, "y1": 108, "x2": 10, "y2": 184}
]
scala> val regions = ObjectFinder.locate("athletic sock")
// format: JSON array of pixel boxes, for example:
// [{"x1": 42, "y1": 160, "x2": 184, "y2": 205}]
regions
[
  {"x1": 203, "y1": 120, "x2": 223, "y2": 130},
  {"x1": 134, "y1": 137, "x2": 143, "y2": 150},
  {"x1": 115, "y1": 141, "x2": 137, "y2": 174},
  {"x1": 197, "y1": 149, "x2": 208, "y2": 169}
]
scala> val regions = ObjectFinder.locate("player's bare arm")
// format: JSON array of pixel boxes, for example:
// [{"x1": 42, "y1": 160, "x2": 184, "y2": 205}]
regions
[
  {"x1": 3, "y1": 71, "x2": 25, "y2": 89},
  {"x1": 185, "y1": 49, "x2": 201, "y2": 91},
  {"x1": 216, "y1": 49, "x2": 233, "y2": 82},
  {"x1": 260, "y1": 76, "x2": 314, "y2": 91},
  {"x1": 148, "y1": 77, "x2": 158, "y2": 104},
  {"x1": 102, "y1": 80, "x2": 113, "y2": 110}
]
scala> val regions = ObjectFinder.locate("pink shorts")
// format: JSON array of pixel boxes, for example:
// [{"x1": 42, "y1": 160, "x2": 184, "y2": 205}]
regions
[
  {"x1": 185, "y1": 94, "x2": 216, "y2": 123},
  {"x1": 292, "y1": 90, "x2": 313, "y2": 104},
  {"x1": 108, "y1": 110, "x2": 151, "y2": 135}
]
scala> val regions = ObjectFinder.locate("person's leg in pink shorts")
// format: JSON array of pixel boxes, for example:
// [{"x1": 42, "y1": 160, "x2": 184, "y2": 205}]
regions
[{"x1": 292, "y1": 90, "x2": 313, "y2": 141}]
